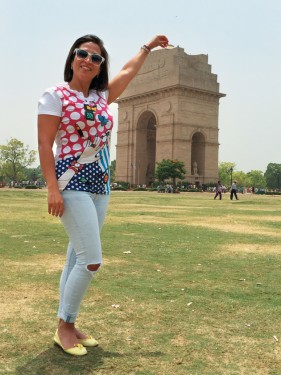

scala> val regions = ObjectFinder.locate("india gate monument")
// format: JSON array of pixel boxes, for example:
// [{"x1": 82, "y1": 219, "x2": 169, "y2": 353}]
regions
[{"x1": 115, "y1": 46, "x2": 226, "y2": 186}]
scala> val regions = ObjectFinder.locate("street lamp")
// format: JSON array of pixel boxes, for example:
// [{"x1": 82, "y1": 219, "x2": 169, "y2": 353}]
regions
[{"x1": 229, "y1": 167, "x2": 233, "y2": 186}]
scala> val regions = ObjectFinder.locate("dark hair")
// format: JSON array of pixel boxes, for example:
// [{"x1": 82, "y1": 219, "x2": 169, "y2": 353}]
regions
[{"x1": 64, "y1": 34, "x2": 109, "y2": 91}]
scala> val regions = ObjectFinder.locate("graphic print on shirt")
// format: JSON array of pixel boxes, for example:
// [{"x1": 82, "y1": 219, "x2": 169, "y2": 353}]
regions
[
  {"x1": 75, "y1": 123, "x2": 84, "y2": 138},
  {"x1": 84, "y1": 103, "x2": 97, "y2": 120},
  {"x1": 53, "y1": 86, "x2": 113, "y2": 194}
]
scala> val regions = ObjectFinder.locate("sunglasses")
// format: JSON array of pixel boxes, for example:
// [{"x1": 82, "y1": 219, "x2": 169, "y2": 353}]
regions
[{"x1": 74, "y1": 48, "x2": 105, "y2": 66}]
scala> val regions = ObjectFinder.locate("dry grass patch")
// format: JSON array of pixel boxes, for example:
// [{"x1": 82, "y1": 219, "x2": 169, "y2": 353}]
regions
[
  {"x1": 3, "y1": 254, "x2": 65, "y2": 274},
  {"x1": 108, "y1": 215, "x2": 187, "y2": 226},
  {"x1": 108, "y1": 214, "x2": 281, "y2": 238},
  {"x1": 3, "y1": 254, "x2": 128, "y2": 276},
  {"x1": 221, "y1": 243, "x2": 281, "y2": 256},
  {"x1": 170, "y1": 334, "x2": 192, "y2": 347},
  {"x1": 239, "y1": 215, "x2": 281, "y2": 222},
  {"x1": 0, "y1": 283, "x2": 57, "y2": 321},
  {"x1": 111, "y1": 203, "x2": 193, "y2": 211},
  {"x1": 188, "y1": 220, "x2": 281, "y2": 237},
  {"x1": 102, "y1": 256, "x2": 129, "y2": 266}
]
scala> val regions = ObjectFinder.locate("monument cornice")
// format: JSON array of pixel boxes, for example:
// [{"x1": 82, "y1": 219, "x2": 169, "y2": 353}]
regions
[
  {"x1": 156, "y1": 139, "x2": 219, "y2": 146},
  {"x1": 115, "y1": 85, "x2": 226, "y2": 106}
]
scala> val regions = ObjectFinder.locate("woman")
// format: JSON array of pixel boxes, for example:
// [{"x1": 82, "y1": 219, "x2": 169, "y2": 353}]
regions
[
  {"x1": 214, "y1": 180, "x2": 223, "y2": 200},
  {"x1": 38, "y1": 34, "x2": 169, "y2": 356}
]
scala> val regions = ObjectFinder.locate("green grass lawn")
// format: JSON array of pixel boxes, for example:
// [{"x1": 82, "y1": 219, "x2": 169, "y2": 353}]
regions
[{"x1": 1, "y1": 189, "x2": 281, "y2": 375}]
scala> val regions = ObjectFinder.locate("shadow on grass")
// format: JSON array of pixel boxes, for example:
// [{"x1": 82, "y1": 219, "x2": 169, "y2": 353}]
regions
[
  {"x1": 15, "y1": 345, "x2": 164, "y2": 375},
  {"x1": 15, "y1": 345, "x2": 122, "y2": 375}
]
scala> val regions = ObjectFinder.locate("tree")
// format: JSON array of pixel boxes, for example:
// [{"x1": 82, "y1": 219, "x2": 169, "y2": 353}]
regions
[
  {"x1": 0, "y1": 160, "x2": 6, "y2": 186},
  {"x1": 264, "y1": 163, "x2": 281, "y2": 190},
  {"x1": 0, "y1": 138, "x2": 37, "y2": 182},
  {"x1": 110, "y1": 160, "x2": 116, "y2": 182},
  {"x1": 218, "y1": 162, "x2": 236, "y2": 186},
  {"x1": 155, "y1": 159, "x2": 186, "y2": 191},
  {"x1": 24, "y1": 166, "x2": 45, "y2": 185},
  {"x1": 232, "y1": 170, "x2": 247, "y2": 187},
  {"x1": 246, "y1": 170, "x2": 266, "y2": 189}
]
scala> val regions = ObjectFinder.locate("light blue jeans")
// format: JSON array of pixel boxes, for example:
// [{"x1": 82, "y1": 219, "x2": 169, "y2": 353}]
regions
[{"x1": 58, "y1": 190, "x2": 109, "y2": 323}]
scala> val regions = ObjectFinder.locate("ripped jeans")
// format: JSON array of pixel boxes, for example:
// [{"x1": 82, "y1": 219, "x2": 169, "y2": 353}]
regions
[{"x1": 58, "y1": 190, "x2": 109, "y2": 323}]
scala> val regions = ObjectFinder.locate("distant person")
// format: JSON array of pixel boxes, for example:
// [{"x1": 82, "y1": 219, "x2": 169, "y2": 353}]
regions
[
  {"x1": 38, "y1": 33, "x2": 169, "y2": 356},
  {"x1": 230, "y1": 180, "x2": 239, "y2": 200},
  {"x1": 214, "y1": 180, "x2": 223, "y2": 200}
]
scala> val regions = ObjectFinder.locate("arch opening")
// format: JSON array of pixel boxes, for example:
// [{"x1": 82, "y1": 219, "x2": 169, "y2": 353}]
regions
[
  {"x1": 135, "y1": 111, "x2": 157, "y2": 186},
  {"x1": 191, "y1": 132, "x2": 205, "y2": 179}
]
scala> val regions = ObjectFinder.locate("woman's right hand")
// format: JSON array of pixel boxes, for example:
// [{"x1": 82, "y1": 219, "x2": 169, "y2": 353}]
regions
[
  {"x1": 38, "y1": 114, "x2": 63, "y2": 217},
  {"x1": 48, "y1": 188, "x2": 64, "y2": 217}
]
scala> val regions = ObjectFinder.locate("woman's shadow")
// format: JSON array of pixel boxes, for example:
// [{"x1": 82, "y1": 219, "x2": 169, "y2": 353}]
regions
[{"x1": 15, "y1": 345, "x2": 123, "y2": 375}]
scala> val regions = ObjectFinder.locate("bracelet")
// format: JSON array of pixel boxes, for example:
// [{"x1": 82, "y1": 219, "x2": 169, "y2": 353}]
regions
[{"x1": 141, "y1": 44, "x2": 151, "y2": 54}]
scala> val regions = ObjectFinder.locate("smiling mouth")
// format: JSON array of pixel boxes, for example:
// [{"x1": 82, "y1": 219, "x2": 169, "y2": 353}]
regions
[{"x1": 80, "y1": 65, "x2": 92, "y2": 71}]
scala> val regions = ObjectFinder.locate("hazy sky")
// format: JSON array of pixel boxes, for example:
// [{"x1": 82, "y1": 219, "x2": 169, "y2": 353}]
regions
[{"x1": 0, "y1": 0, "x2": 280, "y2": 173}]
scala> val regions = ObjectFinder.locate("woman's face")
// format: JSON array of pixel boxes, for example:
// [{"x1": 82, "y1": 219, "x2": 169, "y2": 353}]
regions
[{"x1": 71, "y1": 42, "x2": 102, "y2": 82}]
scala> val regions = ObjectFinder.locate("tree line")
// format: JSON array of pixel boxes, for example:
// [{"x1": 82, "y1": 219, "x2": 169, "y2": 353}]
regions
[
  {"x1": 0, "y1": 138, "x2": 43, "y2": 187},
  {"x1": 218, "y1": 162, "x2": 281, "y2": 190},
  {"x1": 153, "y1": 160, "x2": 281, "y2": 191},
  {"x1": 0, "y1": 138, "x2": 280, "y2": 190}
]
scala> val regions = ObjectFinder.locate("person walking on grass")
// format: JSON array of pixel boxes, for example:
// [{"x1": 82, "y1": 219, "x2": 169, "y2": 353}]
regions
[
  {"x1": 38, "y1": 33, "x2": 169, "y2": 356},
  {"x1": 230, "y1": 180, "x2": 239, "y2": 200},
  {"x1": 214, "y1": 180, "x2": 223, "y2": 200}
]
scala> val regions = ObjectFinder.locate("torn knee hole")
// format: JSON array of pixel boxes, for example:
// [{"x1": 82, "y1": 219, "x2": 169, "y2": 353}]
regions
[{"x1": 87, "y1": 263, "x2": 100, "y2": 272}]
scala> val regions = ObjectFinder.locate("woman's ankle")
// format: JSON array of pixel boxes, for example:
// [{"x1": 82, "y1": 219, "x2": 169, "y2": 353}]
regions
[{"x1": 58, "y1": 319, "x2": 75, "y2": 331}]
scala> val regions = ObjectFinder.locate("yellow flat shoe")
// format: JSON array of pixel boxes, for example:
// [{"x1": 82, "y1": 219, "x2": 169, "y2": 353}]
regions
[
  {"x1": 54, "y1": 330, "x2": 87, "y2": 356},
  {"x1": 79, "y1": 336, "x2": 99, "y2": 347}
]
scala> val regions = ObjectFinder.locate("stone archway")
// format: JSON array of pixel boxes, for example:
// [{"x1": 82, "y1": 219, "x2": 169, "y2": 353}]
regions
[
  {"x1": 191, "y1": 132, "x2": 205, "y2": 178},
  {"x1": 135, "y1": 111, "x2": 157, "y2": 186},
  {"x1": 115, "y1": 46, "x2": 225, "y2": 186}
]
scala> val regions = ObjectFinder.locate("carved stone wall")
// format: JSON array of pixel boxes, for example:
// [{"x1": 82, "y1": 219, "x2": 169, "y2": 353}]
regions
[{"x1": 115, "y1": 46, "x2": 225, "y2": 186}]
